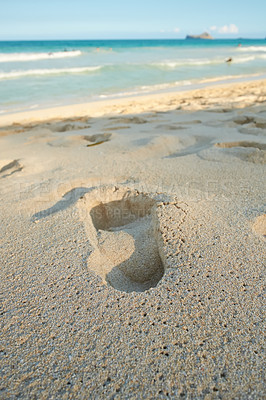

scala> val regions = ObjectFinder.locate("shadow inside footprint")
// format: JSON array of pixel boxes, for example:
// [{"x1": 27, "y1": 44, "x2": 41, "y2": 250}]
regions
[
  {"x1": 81, "y1": 188, "x2": 165, "y2": 292},
  {"x1": 84, "y1": 133, "x2": 112, "y2": 147}
]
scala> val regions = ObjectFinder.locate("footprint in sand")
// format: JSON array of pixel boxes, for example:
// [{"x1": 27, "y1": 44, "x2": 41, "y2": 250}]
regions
[
  {"x1": 78, "y1": 186, "x2": 166, "y2": 293},
  {"x1": 166, "y1": 136, "x2": 213, "y2": 158},
  {"x1": 0, "y1": 119, "x2": 91, "y2": 138},
  {"x1": 155, "y1": 124, "x2": 187, "y2": 131},
  {"x1": 108, "y1": 116, "x2": 148, "y2": 125},
  {"x1": 252, "y1": 215, "x2": 266, "y2": 238},
  {"x1": 104, "y1": 125, "x2": 130, "y2": 131},
  {"x1": 48, "y1": 132, "x2": 112, "y2": 147},
  {"x1": 233, "y1": 116, "x2": 255, "y2": 126},
  {"x1": 233, "y1": 115, "x2": 266, "y2": 136},
  {"x1": 198, "y1": 140, "x2": 266, "y2": 164},
  {"x1": 128, "y1": 135, "x2": 182, "y2": 159},
  {"x1": 0, "y1": 159, "x2": 23, "y2": 178},
  {"x1": 233, "y1": 115, "x2": 266, "y2": 128},
  {"x1": 214, "y1": 141, "x2": 266, "y2": 164},
  {"x1": 0, "y1": 124, "x2": 36, "y2": 137},
  {"x1": 238, "y1": 126, "x2": 265, "y2": 136},
  {"x1": 45, "y1": 118, "x2": 91, "y2": 133},
  {"x1": 203, "y1": 141, "x2": 266, "y2": 164},
  {"x1": 84, "y1": 133, "x2": 112, "y2": 147}
]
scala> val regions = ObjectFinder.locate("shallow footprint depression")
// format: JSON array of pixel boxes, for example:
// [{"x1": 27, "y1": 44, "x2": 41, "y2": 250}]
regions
[{"x1": 81, "y1": 188, "x2": 165, "y2": 293}]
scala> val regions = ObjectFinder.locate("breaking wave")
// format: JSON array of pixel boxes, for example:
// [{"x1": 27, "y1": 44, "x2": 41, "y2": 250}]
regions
[
  {"x1": 153, "y1": 59, "x2": 223, "y2": 68},
  {"x1": 237, "y1": 46, "x2": 266, "y2": 52},
  {"x1": 0, "y1": 66, "x2": 102, "y2": 80},
  {"x1": 0, "y1": 50, "x2": 82, "y2": 63},
  {"x1": 152, "y1": 54, "x2": 266, "y2": 69}
]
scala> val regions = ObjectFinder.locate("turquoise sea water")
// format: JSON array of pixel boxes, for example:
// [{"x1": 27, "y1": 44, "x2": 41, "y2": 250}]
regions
[{"x1": 0, "y1": 39, "x2": 266, "y2": 114}]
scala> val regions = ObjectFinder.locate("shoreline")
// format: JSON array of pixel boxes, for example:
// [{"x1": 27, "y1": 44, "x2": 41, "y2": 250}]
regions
[{"x1": 1, "y1": 78, "x2": 266, "y2": 127}]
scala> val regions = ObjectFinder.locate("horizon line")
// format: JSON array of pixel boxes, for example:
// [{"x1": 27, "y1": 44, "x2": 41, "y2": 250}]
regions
[{"x1": 0, "y1": 37, "x2": 265, "y2": 42}]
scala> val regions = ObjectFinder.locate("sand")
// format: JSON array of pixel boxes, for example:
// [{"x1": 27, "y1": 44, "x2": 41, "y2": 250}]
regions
[{"x1": 0, "y1": 80, "x2": 265, "y2": 399}]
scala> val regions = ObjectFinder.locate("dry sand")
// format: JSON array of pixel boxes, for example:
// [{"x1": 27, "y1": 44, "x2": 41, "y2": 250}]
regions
[{"x1": 0, "y1": 80, "x2": 265, "y2": 399}]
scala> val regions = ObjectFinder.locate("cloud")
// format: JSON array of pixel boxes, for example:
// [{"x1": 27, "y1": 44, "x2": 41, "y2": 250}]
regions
[
  {"x1": 210, "y1": 26, "x2": 217, "y2": 31},
  {"x1": 218, "y1": 24, "x2": 239, "y2": 34},
  {"x1": 174, "y1": 27, "x2": 180, "y2": 33}
]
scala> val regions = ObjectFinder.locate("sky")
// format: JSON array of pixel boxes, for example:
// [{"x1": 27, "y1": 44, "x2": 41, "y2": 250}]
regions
[{"x1": 0, "y1": 0, "x2": 265, "y2": 40}]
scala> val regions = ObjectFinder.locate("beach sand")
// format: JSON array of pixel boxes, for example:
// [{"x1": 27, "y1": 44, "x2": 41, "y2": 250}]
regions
[{"x1": 1, "y1": 80, "x2": 265, "y2": 399}]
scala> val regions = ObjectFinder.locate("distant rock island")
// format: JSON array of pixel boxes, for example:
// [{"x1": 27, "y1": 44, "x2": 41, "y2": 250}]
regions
[{"x1": 186, "y1": 32, "x2": 213, "y2": 40}]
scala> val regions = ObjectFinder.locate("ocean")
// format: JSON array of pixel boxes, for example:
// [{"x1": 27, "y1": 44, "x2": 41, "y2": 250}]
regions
[{"x1": 0, "y1": 39, "x2": 266, "y2": 115}]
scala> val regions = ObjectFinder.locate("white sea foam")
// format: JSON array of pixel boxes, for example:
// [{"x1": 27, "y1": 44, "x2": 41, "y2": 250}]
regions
[
  {"x1": 237, "y1": 46, "x2": 266, "y2": 52},
  {"x1": 137, "y1": 73, "x2": 265, "y2": 95},
  {"x1": 110, "y1": 80, "x2": 192, "y2": 97},
  {"x1": 234, "y1": 56, "x2": 255, "y2": 63},
  {"x1": 107, "y1": 73, "x2": 264, "y2": 99},
  {"x1": 0, "y1": 50, "x2": 82, "y2": 63},
  {"x1": 234, "y1": 54, "x2": 266, "y2": 63},
  {"x1": 152, "y1": 54, "x2": 266, "y2": 69},
  {"x1": 200, "y1": 73, "x2": 261, "y2": 84},
  {"x1": 140, "y1": 80, "x2": 192, "y2": 91},
  {"x1": 153, "y1": 58, "x2": 227, "y2": 69},
  {"x1": 0, "y1": 66, "x2": 102, "y2": 80},
  {"x1": 98, "y1": 80, "x2": 193, "y2": 99}
]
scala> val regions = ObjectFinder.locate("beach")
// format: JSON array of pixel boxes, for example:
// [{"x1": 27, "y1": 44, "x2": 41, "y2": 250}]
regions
[{"x1": 0, "y1": 78, "x2": 265, "y2": 398}]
